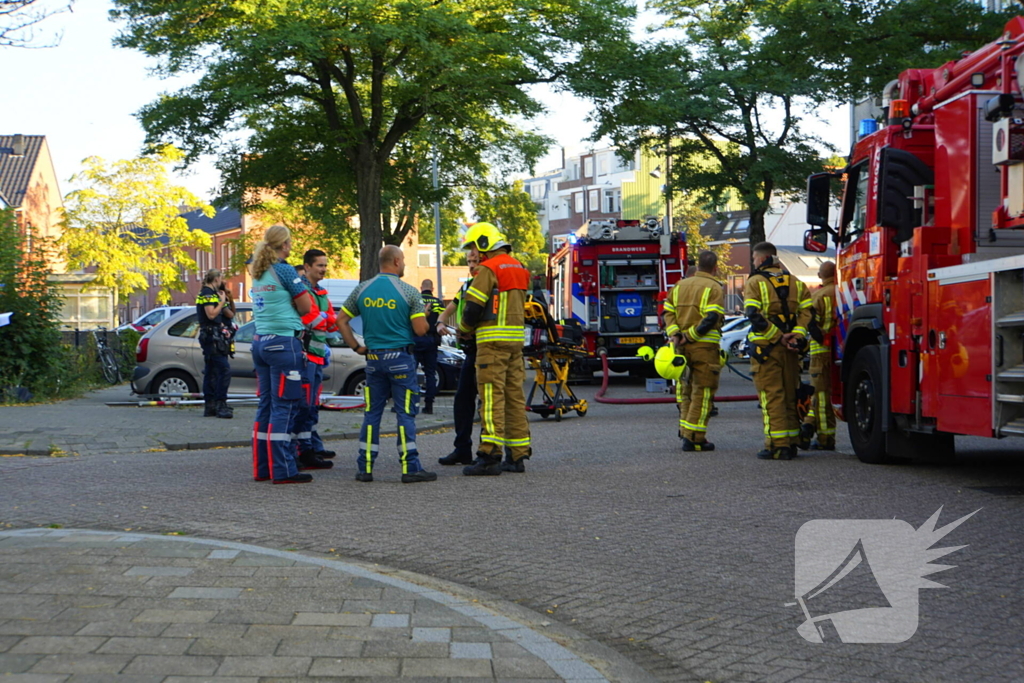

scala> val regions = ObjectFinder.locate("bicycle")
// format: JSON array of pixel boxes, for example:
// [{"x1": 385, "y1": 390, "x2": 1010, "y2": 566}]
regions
[{"x1": 92, "y1": 328, "x2": 122, "y2": 385}]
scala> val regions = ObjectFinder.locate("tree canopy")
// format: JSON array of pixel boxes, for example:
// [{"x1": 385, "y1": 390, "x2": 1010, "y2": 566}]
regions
[
  {"x1": 473, "y1": 180, "x2": 547, "y2": 276},
  {"x1": 0, "y1": 0, "x2": 73, "y2": 48},
  {"x1": 571, "y1": 0, "x2": 1014, "y2": 263},
  {"x1": 112, "y1": 0, "x2": 632, "y2": 279},
  {"x1": 60, "y1": 147, "x2": 214, "y2": 304}
]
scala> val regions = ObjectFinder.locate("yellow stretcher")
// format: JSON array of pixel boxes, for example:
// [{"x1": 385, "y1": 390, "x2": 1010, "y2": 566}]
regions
[{"x1": 523, "y1": 298, "x2": 588, "y2": 421}]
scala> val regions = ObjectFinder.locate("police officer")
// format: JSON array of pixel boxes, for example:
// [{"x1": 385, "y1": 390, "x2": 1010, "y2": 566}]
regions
[
  {"x1": 663, "y1": 251, "x2": 725, "y2": 451},
  {"x1": 249, "y1": 225, "x2": 317, "y2": 484},
  {"x1": 336, "y1": 245, "x2": 437, "y2": 484},
  {"x1": 800, "y1": 260, "x2": 837, "y2": 450},
  {"x1": 744, "y1": 242, "x2": 813, "y2": 460},
  {"x1": 414, "y1": 279, "x2": 446, "y2": 415},
  {"x1": 196, "y1": 269, "x2": 235, "y2": 419},
  {"x1": 458, "y1": 222, "x2": 532, "y2": 476},
  {"x1": 436, "y1": 253, "x2": 481, "y2": 465},
  {"x1": 294, "y1": 248, "x2": 337, "y2": 469}
]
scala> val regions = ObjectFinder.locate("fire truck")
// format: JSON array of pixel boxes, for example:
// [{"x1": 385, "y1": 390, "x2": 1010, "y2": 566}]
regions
[
  {"x1": 805, "y1": 17, "x2": 1024, "y2": 463},
  {"x1": 547, "y1": 218, "x2": 688, "y2": 373}
]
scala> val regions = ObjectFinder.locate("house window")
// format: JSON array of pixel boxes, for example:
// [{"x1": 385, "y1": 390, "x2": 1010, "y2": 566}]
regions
[
  {"x1": 597, "y1": 154, "x2": 609, "y2": 177},
  {"x1": 604, "y1": 188, "x2": 621, "y2": 213},
  {"x1": 570, "y1": 163, "x2": 580, "y2": 181},
  {"x1": 589, "y1": 190, "x2": 599, "y2": 212},
  {"x1": 418, "y1": 252, "x2": 434, "y2": 267},
  {"x1": 574, "y1": 192, "x2": 584, "y2": 214},
  {"x1": 584, "y1": 157, "x2": 593, "y2": 179}
]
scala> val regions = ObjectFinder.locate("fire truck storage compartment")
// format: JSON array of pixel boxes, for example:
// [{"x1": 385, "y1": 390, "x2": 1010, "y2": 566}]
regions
[
  {"x1": 596, "y1": 257, "x2": 659, "y2": 335},
  {"x1": 993, "y1": 261, "x2": 1024, "y2": 436}
]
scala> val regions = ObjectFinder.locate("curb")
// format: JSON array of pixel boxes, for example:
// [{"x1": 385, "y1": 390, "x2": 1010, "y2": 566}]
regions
[
  {"x1": 0, "y1": 527, "x2": 658, "y2": 683},
  {"x1": 159, "y1": 419, "x2": 457, "y2": 451},
  {"x1": 0, "y1": 447, "x2": 53, "y2": 456}
]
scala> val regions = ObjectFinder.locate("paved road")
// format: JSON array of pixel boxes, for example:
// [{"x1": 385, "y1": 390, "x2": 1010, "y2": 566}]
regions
[{"x1": 2, "y1": 369, "x2": 1023, "y2": 682}]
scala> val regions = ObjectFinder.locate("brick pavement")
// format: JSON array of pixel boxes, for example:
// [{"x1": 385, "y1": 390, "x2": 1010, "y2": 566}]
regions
[
  {"x1": 0, "y1": 528, "x2": 653, "y2": 682},
  {"x1": 2, "y1": 370, "x2": 1023, "y2": 681}
]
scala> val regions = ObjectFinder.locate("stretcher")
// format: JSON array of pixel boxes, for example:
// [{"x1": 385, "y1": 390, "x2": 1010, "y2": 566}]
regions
[{"x1": 523, "y1": 297, "x2": 588, "y2": 421}]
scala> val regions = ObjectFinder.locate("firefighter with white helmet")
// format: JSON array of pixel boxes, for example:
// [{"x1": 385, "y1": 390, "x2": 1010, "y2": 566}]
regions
[
  {"x1": 457, "y1": 222, "x2": 533, "y2": 475},
  {"x1": 662, "y1": 250, "x2": 725, "y2": 451}
]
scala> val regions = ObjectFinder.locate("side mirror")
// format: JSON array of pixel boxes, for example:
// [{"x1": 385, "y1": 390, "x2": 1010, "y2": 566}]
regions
[
  {"x1": 803, "y1": 229, "x2": 828, "y2": 253},
  {"x1": 806, "y1": 172, "x2": 833, "y2": 228}
]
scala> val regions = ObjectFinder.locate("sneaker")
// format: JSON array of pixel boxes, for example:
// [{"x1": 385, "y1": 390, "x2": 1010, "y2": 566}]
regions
[
  {"x1": 355, "y1": 472, "x2": 373, "y2": 482},
  {"x1": 272, "y1": 473, "x2": 313, "y2": 484},
  {"x1": 439, "y1": 450, "x2": 473, "y2": 466},
  {"x1": 401, "y1": 470, "x2": 438, "y2": 483},
  {"x1": 757, "y1": 447, "x2": 793, "y2": 460},
  {"x1": 463, "y1": 457, "x2": 502, "y2": 476},
  {"x1": 422, "y1": 400, "x2": 434, "y2": 415},
  {"x1": 500, "y1": 453, "x2": 527, "y2": 473},
  {"x1": 314, "y1": 448, "x2": 336, "y2": 460},
  {"x1": 682, "y1": 438, "x2": 715, "y2": 452},
  {"x1": 810, "y1": 440, "x2": 836, "y2": 451},
  {"x1": 298, "y1": 457, "x2": 333, "y2": 471}
]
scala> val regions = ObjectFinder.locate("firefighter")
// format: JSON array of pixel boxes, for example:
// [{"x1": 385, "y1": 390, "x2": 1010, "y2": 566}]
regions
[
  {"x1": 663, "y1": 250, "x2": 725, "y2": 451},
  {"x1": 196, "y1": 269, "x2": 235, "y2": 419},
  {"x1": 414, "y1": 279, "x2": 446, "y2": 415},
  {"x1": 458, "y1": 222, "x2": 532, "y2": 476},
  {"x1": 800, "y1": 260, "x2": 837, "y2": 450},
  {"x1": 744, "y1": 242, "x2": 813, "y2": 460}
]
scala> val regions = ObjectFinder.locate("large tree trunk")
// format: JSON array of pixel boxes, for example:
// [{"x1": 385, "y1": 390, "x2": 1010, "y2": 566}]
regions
[{"x1": 355, "y1": 145, "x2": 383, "y2": 282}]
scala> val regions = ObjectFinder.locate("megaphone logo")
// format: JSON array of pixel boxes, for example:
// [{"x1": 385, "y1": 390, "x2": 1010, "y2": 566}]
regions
[{"x1": 789, "y1": 507, "x2": 978, "y2": 643}]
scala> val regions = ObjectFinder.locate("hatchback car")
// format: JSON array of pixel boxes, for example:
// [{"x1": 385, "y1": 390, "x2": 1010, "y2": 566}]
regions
[
  {"x1": 720, "y1": 316, "x2": 751, "y2": 357},
  {"x1": 131, "y1": 303, "x2": 369, "y2": 399},
  {"x1": 117, "y1": 306, "x2": 191, "y2": 333}
]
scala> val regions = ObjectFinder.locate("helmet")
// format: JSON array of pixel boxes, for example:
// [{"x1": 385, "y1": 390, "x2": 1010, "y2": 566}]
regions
[
  {"x1": 654, "y1": 344, "x2": 687, "y2": 380},
  {"x1": 462, "y1": 222, "x2": 510, "y2": 252},
  {"x1": 636, "y1": 345, "x2": 655, "y2": 362}
]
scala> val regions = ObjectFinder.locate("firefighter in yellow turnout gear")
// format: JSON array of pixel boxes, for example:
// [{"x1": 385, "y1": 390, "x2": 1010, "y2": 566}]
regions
[
  {"x1": 800, "y1": 260, "x2": 837, "y2": 450},
  {"x1": 663, "y1": 251, "x2": 725, "y2": 451},
  {"x1": 458, "y1": 222, "x2": 532, "y2": 476},
  {"x1": 744, "y1": 242, "x2": 813, "y2": 460}
]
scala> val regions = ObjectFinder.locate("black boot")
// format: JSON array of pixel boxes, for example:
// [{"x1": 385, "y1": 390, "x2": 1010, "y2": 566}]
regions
[
  {"x1": 203, "y1": 400, "x2": 217, "y2": 417},
  {"x1": 500, "y1": 451, "x2": 527, "y2": 473},
  {"x1": 422, "y1": 399, "x2": 434, "y2": 415},
  {"x1": 757, "y1": 447, "x2": 794, "y2": 460},
  {"x1": 798, "y1": 423, "x2": 814, "y2": 450},
  {"x1": 463, "y1": 454, "x2": 502, "y2": 476},
  {"x1": 216, "y1": 400, "x2": 233, "y2": 419},
  {"x1": 314, "y1": 448, "x2": 336, "y2": 459},
  {"x1": 298, "y1": 449, "x2": 333, "y2": 470},
  {"x1": 439, "y1": 450, "x2": 473, "y2": 466},
  {"x1": 682, "y1": 438, "x2": 715, "y2": 452}
]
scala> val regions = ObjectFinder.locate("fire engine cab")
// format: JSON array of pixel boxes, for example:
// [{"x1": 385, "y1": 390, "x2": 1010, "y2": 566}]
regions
[
  {"x1": 548, "y1": 219, "x2": 688, "y2": 373},
  {"x1": 805, "y1": 17, "x2": 1024, "y2": 463}
]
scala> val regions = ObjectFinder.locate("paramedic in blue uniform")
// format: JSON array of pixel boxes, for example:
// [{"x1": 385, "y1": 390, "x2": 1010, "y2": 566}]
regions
[
  {"x1": 336, "y1": 245, "x2": 437, "y2": 483},
  {"x1": 249, "y1": 225, "x2": 317, "y2": 484}
]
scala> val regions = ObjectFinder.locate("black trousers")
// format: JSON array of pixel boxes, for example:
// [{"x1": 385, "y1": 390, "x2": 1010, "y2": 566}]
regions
[{"x1": 452, "y1": 343, "x2": 477, "y2": 455}]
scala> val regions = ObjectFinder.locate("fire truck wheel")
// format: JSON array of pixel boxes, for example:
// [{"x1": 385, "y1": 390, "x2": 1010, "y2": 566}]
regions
[{"x1": 845, "y1": 345, "x2": 888, "y2": 464}]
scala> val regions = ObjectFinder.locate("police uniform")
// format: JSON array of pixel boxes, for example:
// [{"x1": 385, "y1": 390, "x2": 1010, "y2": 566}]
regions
[
  {"x1": 251, "y1": 261, "x2": 309, "y2": 483},
  {"x1": 294, "y1": 277, "x2": 336, "y2": 465},
  {"x1": 802, "y1": 274, "x2": 837, "y2": 449},
  {"x1": 440, "y1": 278, "x2": 478, "y2": 464},
  {"x1": 743, "y1": 261, "x2": 813, "y2": 459},
  {"x1": 663, "y1": 271, "x2": 725, "y2": 449},
  {"x1": 459, "y1": 248, "x2": 531, "y2": 474},
  {"x1": 343, "y1": 273, "x2": 432, "y2": 481},
  {"x1": 195, "y1": 285, "x2": 233, "y2": 418},
  {"x1": 414, "y1": 289, "x2": 446, "y2": 411}
]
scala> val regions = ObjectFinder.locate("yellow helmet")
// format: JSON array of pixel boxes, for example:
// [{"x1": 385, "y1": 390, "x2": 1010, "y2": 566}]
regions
[
  {"x1": 462, "y1": 222, "x2": 510, "y2": 252},
  {"x1": 636, "y1": 345, "x2": 655, "y2": 361},
  {"x1": 654, "y1": 344, "x2": 687, "y2": 380}
]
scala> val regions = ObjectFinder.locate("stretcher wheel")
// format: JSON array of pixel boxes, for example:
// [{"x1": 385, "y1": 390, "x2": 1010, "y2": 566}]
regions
[
  {"x1": 534, "y1": 408, "x2": 552, "y2": 419},
  {"x1": 555, "y1": 409, "x2": 562, "y2": 422},
  {"x1": 575, "y1": 407, "x2": 587, "y2": 417}
]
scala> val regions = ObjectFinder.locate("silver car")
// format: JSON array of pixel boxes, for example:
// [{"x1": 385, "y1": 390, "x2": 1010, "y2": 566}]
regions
[{"x1": 131, "y1": 303, "x2": 368, "y2": 398}]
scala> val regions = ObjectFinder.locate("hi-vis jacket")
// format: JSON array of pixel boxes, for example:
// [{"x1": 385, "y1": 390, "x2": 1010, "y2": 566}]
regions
[
  {"x1": 809, "y1": 277, "x2": 836, "y2": 356},
  {"x1": 743, "y1": 265, "x2": 813, "y2": 347},
  {"x1": 663, "y1": 271, "x2": 725, "y2": 344},
  {"x1": 458, "y1": 252, "x2": 530, "y2": 344}
]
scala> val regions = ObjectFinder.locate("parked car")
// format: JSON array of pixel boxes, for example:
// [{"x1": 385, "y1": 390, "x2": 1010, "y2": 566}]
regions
[
  {"x1": 131, "y1": 303, "x2": 368, "y2": 399},
  {"x1": 720, "y1": 316, "x2": 751, "y2": 358},
  {"x1": 117, "y1": 306, "x2": 190, "y2": 333},
  {"x1": 417, "y1": 345, "x2": 465, "y2": 392}
]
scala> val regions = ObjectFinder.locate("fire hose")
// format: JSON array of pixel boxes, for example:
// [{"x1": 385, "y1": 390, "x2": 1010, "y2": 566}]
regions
[{"x1": 594, "y1": 349, "x2": 757, "y2": 405}]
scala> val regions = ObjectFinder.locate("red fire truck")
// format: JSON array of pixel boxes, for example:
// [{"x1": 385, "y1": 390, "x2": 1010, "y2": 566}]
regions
[
  {"x1": 805, "y1": 17, "x2": 1024, "y2": 463},
  {"x1": 547, "y1": 219, "x2": 688, "y2": 373}
]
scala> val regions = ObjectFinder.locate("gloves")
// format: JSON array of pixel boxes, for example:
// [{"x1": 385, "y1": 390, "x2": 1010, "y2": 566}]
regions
[{"x1": 323, "y1": 345, "x2": 332, "y2": 368}]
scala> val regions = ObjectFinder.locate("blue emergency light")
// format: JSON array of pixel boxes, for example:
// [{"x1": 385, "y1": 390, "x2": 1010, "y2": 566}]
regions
[{"x1": 858, "y1": 119, "x2": 878, "y2": 138}]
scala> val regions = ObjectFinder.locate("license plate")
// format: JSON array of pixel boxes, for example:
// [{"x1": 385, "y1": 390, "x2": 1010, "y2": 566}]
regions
[{"x1": 617, "y1": 337, "x2": 645, "y2": 345}]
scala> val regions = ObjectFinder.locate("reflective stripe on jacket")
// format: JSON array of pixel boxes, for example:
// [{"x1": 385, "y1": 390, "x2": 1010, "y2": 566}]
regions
[
  {"x1": 663, "y1": 271, "x2": 725, "y2": 343},
  {"x1": 459, "y1": 252, "x2": 530, "y2": 343}
]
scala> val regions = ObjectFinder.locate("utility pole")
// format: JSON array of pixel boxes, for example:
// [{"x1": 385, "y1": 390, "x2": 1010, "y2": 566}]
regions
[{"x1": 432, "y1": 148, "x2": 443, "y2": 299}]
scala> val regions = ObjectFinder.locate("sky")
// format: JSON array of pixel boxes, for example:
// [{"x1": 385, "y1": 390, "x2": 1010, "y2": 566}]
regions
[{"x1": 1, "y1": 0, "x2": 849, "y2": 203}]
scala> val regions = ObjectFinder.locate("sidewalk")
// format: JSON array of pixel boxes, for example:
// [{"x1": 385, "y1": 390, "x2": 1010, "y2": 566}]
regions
[
  {"x1": 0, "y1": 529, "x2": 651, "y2": 682},
  {"x1": 0, "y1": 385, "x2": 456, "y2": 457}
]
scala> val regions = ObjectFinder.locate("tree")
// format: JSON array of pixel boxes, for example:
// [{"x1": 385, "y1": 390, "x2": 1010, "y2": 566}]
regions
[
  {"x1": 1, "y1": 0, "x2": 73, "y2": 48},
  {"x1": 111, "y1": 0, "x2": 631, "y2": 280},
  {"x1": 572, "y1": 0, "x2": 1012, "y2": 266},
  {"x1": 472, "y1": 180, "x2": 547, "y2": 276},
  {"x1": 0, "y1": 209, "x2": 63, "y2": 397},
  {"x1": 61, "y1": 147, "x2": 214, "y2": 304}
]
